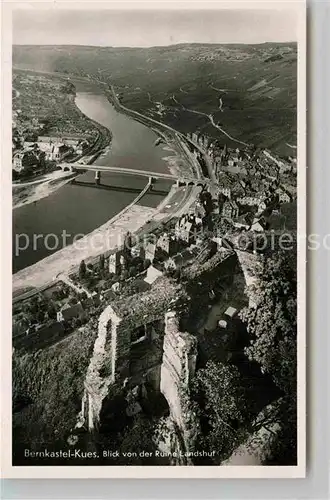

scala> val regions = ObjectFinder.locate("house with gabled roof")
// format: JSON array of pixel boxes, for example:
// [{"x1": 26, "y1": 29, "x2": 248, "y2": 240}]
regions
[
  {"x1": 233, "y1": 213, "x2": 254, "y2": 230},
  {"x1": 221, "y1": 200, "x2": 239, "y2": 220},
  {"x1": 57, "y1": 302, "x2": 84, "y2": 322},
  {"x1": 144, "y1": 265, "x2": 163, "y2": 285}
]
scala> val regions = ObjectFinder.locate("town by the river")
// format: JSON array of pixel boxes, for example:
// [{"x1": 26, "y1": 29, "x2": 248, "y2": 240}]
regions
[{"x1": 13, "y1": 80, "x2": 175, "y2": 273}]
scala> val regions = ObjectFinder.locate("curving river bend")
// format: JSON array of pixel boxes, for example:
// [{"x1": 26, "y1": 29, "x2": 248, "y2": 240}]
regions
[{"x1": 13, "y1": 80, "x2": 174, "y2": 273}]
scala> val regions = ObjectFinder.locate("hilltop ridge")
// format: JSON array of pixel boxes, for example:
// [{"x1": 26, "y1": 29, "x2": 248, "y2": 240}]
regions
[{"x1": 13, "y1": 43, "x2": 296, "y2": 155}]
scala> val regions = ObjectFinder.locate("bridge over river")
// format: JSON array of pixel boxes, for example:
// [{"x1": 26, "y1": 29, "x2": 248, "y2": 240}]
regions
[{"x1": 59, "y1": 162, "x2": 209, "y2": 186}]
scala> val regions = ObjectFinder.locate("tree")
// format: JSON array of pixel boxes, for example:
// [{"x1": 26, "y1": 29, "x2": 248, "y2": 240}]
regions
[
  {"x1": 12, "y1": 170, "x2": 20, "y2": 181},
  {"x1": 120, "y1": 269, "x2": 129, "y2": 281},
  {"x1": 51, "y1": 291, "x2": 60, "y2": 301},
  {"x1": 78, "y1": 260, "x2": 86, "y2": 281},
  {"x1": 35, "y1": 310, "x2": 45, "y2": 323},
  {"x1": 153, "y1": 247, "x2": 168, "y2": 264},
  {"x1": 46, "y1": 302, "x2": 57, "y2": 320},
  {"x1": 199, "y1": 190, "x2": 213, "y2": 215},
  {"x1": 58, "y1": 288, "x2": 67, "y2": 300},
  {"x1": 70, "y1": 317, "x2": 82, "y2": 330},
  {"x1": 240, "y1": 250, "x2": 297, "y2": 464},
  {"x1": 131, "y1": 256, "x2": 143, "y2": 270},
  {"x1": 123, "y1": 231, "x2": 132, "y2": 261},
  {"x1": 99, "y1": 254, "x2": 105, "y2": 271},
  {"x1": 128, "y1": 266, "x2": 136, "y2": 278},
  {"x1": 118, "y1": 416, "x2": 156, "y2": 465},
  {"x1": 143, "y1": 259, "x2": 151, "y2": 270},
  {"x1": 240, "y1": 251, "x2": 297, "y2": 394},
  {"x1": 60, "y1": 81, "x2": 75, "y2": 95},
  {"x1": 192, "y1": 361, "x2": 250, "y2": 461},
  {"x1": 39, "y1": 154, "x2": 46, "y2": 172},
  {"x1": 173, "y1": 269, "x2": 182, "y2": 281}
]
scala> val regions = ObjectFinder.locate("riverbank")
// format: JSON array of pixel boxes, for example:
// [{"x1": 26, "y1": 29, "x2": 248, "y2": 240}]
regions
[
  {"x1": 13, "y1": 203, "x2": 157, "y2": 293},
  {"x1": 12, "y1": 124, "x2": 112, "y2": 210},
  {"x1": 12, "y1": 179, "x2": 193, "y2": 296},
  {"x1": 104, "y1": 84, "x2": 204, "y2": 180},
  {"x1": 12, "y1": 74, "x2": 200, "y2": 295},
  {"x1": 13, "y1": 170, "x2": 78, "y2": 209}
]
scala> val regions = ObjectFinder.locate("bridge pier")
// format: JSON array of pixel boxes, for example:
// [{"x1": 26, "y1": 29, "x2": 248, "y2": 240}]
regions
[
  {"x1": 95, "y1": 170, "x2": 101, "y2": 185},
  {"x1": 176, "y1": 179, "x2": 188, "y2": 187}
]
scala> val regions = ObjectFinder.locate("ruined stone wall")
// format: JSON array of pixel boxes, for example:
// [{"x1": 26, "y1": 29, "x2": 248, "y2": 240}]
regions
[
  {"x1": 75, "y1": 304, "x2": 132, "y2": 431},
  {"x1": 159, "y1": 311, "x2": 199, "y2": 463},
  {"x1": 79, "y1": 280, "x2": 186, "y2": 431},
  {"x1": 235, "y1": 249, "x2": 261, "y2": 307},
  {"x1": 77, "y1": 255, "x2": 242, "y2": 436},
  {"x1": 183, "y1": 250, "x2": 238, "y2": 284}
]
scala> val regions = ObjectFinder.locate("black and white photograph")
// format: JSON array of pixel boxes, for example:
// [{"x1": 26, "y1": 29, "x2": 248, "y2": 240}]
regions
[{"x1": 4, "y1": 0, "x2": 306, "y2": 477}]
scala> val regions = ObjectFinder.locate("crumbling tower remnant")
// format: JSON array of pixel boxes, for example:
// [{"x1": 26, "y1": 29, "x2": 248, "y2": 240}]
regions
[
  {"x1": 79, "y1": 304, "x2": 123, "y2": 431},
  {"x1": 160, "y1": 311, "x2": 197, "y2": 422},
  {"x1": 159, "y1": 311, "x2": 199, "y2": 463},
  {"x1": 235, "y1": 248, "x2": 260, "y2": 308}
]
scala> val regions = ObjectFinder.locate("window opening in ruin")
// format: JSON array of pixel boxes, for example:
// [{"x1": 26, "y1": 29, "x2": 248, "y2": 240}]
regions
[{"x1": 131, "y1": 324, "x2": 148, "y2": 345}]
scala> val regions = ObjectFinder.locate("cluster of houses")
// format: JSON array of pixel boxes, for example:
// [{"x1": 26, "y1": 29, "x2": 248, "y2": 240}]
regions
[
  {"x1": 142, "y1": 230, "x2": 217, "y2": 286},
  {"x1": 188, "y1": 131, "x2": 210, "y2": 150},
  {"x1": 187, "y1": 130, "x2": 296, "y2": 203},
  {"x1": 208, "y1": 143, "x2": 253, "y2": 177},
  {"x1": 12, "y1": 285, "x2": 101, "y2": 350},
  {"x1": 12, "y1": 135, "x2": 89, "y2": 173},
  {"x1": 187, "y1": 132, "x2": 253, "y2": 176},
  {"x1": 196, "y1": 139, "x2": 297, "y2": 235},
  {"x1": 12, "y1": 112, "x2": 44, "y2": 139},
  {"x1": 263, "y1": 149, "x2": 297, "y2": 175},
  {"x1": 84, "y1": 160, "x2": 294, "y2": 299},
  {"x1": 217, "y1": 184, "x2": 291, "y2": 234},
  {"x1": 215, "y1": 194, "x2": 268, "y2": 233},
  {"x1": 185, "y1": 135, "x2": 296, "y2": 237},
  {"x1": 100, "y1": 214, "x2": 208, "y2": 291},
  {"x1": 189, "y1": 131, "x2": 297, "y2": 178}
]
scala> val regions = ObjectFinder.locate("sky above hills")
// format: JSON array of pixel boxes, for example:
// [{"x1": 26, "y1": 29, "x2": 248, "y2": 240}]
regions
[{"x1": 13, "y1": 7, "x2": 298, "y2": 47}]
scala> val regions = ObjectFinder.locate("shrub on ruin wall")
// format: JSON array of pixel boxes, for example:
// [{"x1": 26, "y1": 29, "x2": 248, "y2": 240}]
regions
[
  {"x1": 191, "y1": 361, "x2": 251, "y2": 463},
  {"x1": 112, "y1": 278, "x2": 189, "y2": 331}
]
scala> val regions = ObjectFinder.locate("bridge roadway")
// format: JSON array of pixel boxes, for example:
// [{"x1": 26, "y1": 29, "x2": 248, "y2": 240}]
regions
[{"x1": 60, "y1": 162, "x2": 209, "y2": 185}]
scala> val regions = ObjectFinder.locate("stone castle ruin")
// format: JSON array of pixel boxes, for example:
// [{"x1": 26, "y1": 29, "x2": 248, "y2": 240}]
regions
[
  {"x1": 77, "y1": 278, "x2": 190, "y2": 431},
  {"x1": 75, "y1": 248, "x2": 243, "y2": 459}
]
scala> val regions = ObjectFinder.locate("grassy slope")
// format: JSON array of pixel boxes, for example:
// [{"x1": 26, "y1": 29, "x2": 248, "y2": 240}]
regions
[
  {"x1": 13, "y1": 43, "x2": 297, "y2": 155},
  {"x1": 12, "y1": 325, "x2": 97, "y2": 458}
]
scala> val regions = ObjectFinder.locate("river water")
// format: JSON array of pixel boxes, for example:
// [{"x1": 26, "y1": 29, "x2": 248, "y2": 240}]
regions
[{"x1": 13, "y1": 81, "x2": 173, "y2": 273}]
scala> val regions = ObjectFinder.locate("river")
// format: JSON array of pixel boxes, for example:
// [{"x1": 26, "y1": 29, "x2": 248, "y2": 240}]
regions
[{"x1": 13, "y1": 81, "x2": 174, "y2": 273}]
